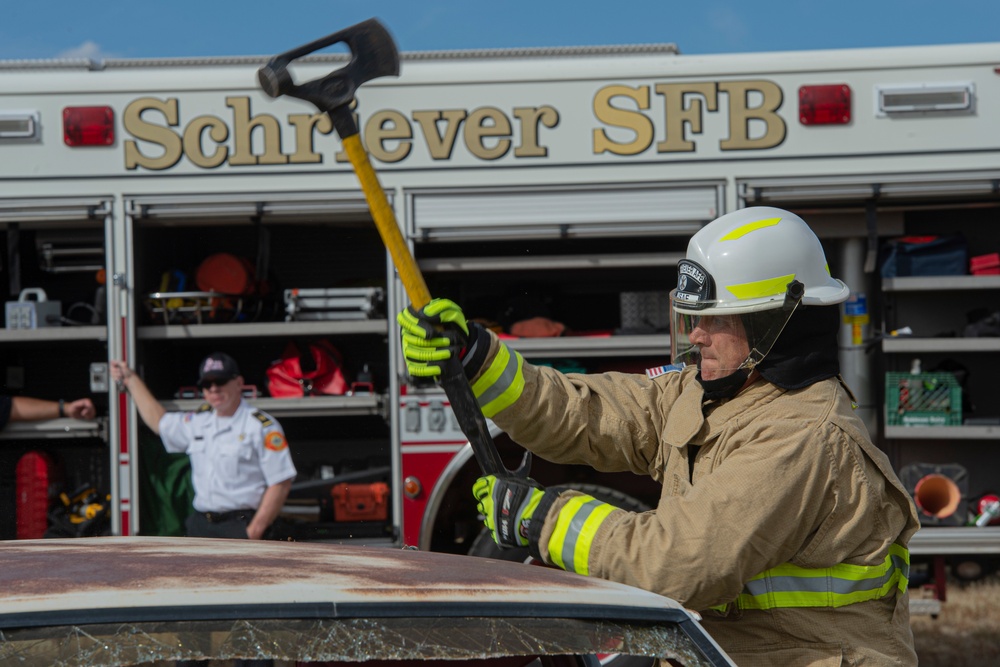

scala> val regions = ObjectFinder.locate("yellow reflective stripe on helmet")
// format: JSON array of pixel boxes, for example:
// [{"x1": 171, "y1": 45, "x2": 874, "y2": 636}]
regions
[
  {"x1": 711, "y1": 544, "x2": 909, "y2": 612},
  {"x1": 471, "y1": 343, "x2": 524, "y2": 418},
  {"x1": 547, "y1": 495, "x2": 616, "y2": 576},
  {"x1": 726, "y1": 273, "x2": 796, "y2": 300},
  {"x1": 719, "y1": 217, "x2": 782, "y2": 241}
]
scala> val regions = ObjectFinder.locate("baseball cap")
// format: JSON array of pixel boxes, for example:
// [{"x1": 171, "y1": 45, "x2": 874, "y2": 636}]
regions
[{"x1": 198, "y1": 352, "x2": 241, "y2": 387}]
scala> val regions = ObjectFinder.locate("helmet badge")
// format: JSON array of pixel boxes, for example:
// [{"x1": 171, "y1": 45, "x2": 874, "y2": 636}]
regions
[{"x1": 675, "y1": 259, "x2": 712, "y2": 309}]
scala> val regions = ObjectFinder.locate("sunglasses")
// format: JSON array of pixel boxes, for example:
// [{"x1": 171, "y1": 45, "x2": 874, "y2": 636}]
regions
[{"x1": 200, "y1": 378, "x2": 234, "y2": 390}]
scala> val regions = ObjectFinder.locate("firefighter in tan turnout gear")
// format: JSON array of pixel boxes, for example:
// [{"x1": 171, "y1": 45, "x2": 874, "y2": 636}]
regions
[{"x1": 399, "y1": 206, "x2": 920, "y2": 666}]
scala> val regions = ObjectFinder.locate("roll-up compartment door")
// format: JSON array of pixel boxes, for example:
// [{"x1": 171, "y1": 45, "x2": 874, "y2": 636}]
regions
[
  {"x1": 740, "y1": 171, "x2": 1000, "y2": 206},
  {"x1": 0, "y1": 197, "x2": 108, "y2": 226},
  {"x1": 409, "y1": 184, "x2": 721, "y2": 241},
  {"x1": 128, "y1": 191, "x2": 379, "y2": 225}
]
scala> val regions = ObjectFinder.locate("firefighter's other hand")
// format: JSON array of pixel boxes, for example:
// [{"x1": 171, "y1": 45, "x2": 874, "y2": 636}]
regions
[
  {"x1": 397, "y1": 298, "x2": 469, "y2": 378},
  {"x1": 473, "y1": 474, "x2": 546, "y2": 549}
]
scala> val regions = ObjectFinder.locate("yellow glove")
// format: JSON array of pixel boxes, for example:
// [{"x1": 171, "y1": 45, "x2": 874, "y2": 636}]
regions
[
  {"x1": 397, "y1": 298, "x2": 469, "y2": 378},
  {"x1": 473, "y1": 474, "x2": 547, "y2": 549}
]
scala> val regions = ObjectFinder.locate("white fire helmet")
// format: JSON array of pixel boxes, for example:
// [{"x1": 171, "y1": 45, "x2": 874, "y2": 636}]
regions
[{"x1": 670, "y1": 207, "x2": 850, "y2": 372}]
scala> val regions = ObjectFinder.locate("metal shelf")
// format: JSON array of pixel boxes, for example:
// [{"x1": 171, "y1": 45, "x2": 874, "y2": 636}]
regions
[
  {"x1": 883, "y1": 275, "x2": 1000, "y2": 292},
  {"x1": 0, "y1": 326, "x2": 106, "y2": 343},
  {"x1": 882, "y1": 337, "x2": 1000, "y2": 353},
  {"x1": 884, "y1": 424, "x2": 1000, "y2": 440},
  {"x1": 160, "y1": 394, "x2": 385, "y2": 419},
  {"x1": 137, "y1": 319, "x2": 388, "y2": 340},
  {"x1": 506, "y1": 333, "x2": 670, "y2": 359},
  {"x1": 0, "y1": 417, "x2": 107, "y2": 441}
]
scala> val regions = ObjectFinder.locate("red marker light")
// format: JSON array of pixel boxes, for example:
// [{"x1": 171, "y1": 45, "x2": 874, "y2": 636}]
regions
[
  {"x1": 63, "y1": 106, "x2": 115, "y2": 146},
  {"x1": 799, "y1": 84, "x2": 851, "y2": 125}
]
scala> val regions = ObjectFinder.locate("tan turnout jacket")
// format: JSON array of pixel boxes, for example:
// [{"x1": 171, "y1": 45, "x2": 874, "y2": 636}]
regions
[{"x1": 482, "y1": 338, "x2": 920, "y2": 667}]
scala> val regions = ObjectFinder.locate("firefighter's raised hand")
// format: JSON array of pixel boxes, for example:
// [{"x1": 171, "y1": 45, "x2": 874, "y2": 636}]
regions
[
  {"x1": 397, "y1": 298, "x2": 470, "y2": 378},
  {"x1": 473, "y1": 474, "x2": 549, "y2": 549}
]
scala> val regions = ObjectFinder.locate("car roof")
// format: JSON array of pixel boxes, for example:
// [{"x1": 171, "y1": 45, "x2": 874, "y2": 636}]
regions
[
  {"x1": 0, "y1": 537, "x2": 735, "y2": 667},
  {"x1": 3, "y1": 536, "x2": 684, "y2": 621}
]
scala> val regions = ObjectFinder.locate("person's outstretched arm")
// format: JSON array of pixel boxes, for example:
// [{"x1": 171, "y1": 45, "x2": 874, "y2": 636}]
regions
[
  {"x1": 109, "y1": 360, "x2": 166, "y2": 434},
  {"x1": 10, "y1": 396, "x2": 96, "y2": 421}
]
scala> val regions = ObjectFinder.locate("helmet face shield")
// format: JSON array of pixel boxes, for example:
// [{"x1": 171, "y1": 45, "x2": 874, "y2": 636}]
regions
[
  {"x1": 670, "y1": 291, "x2": 801, "y2": 378},
  {"x1": 670, "y1": 306, "x2": 744, "y2": 374}
]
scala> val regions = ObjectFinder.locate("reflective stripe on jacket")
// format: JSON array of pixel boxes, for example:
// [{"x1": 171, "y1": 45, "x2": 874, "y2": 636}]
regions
[
  {"x1": 546, "y1": 494, "x2": 617, "y2": 576},
  {"x1": 471, "y1": 342, "x2": 524, "y2": 418},
  {"x1": 549, "y1": 493, "x2": 910, "y2": 612},
  {"x1": 712, "y1": 543, "x2": 910, "y2": 611}
]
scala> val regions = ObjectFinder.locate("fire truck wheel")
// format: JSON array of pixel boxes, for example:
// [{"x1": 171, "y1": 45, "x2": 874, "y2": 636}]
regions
[
  {"x1": 951, "y1": 555, "x2": 998, "y2": 582},
  {"x1": 467, "y1": 483, "x2": 652, "y2": 563}
]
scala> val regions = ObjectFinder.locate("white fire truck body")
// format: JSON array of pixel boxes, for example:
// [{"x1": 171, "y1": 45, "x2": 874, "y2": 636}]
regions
[{"x1": 1, "y1": 43, "x2": 998, "y2": 605}]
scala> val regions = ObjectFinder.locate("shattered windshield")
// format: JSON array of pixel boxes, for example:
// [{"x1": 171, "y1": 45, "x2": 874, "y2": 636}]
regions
[{"x1": 0, "y1": 615, "x2": 716, "y2": 667}]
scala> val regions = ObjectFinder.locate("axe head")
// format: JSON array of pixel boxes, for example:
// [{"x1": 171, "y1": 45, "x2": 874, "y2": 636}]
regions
[{"x1": 258, "y1": 18, "x2": 399, "y2": 134}]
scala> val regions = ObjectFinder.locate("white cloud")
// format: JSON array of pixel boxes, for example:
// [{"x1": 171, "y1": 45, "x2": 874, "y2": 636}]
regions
[
  {"x1": 57, "y1": 40, "x2": 117, "y2": 60},
  {"x1": 707, "y1": 7, "x2": 750, "y2": 47}
]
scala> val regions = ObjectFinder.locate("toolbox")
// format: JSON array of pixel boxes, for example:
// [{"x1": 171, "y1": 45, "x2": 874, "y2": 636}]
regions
[
  {"x1": 331, "y1": 481, "x2": 389, "y2": 522},
  {"x1": 284, "y1": 287, "x2": 384, "y2": 321},
  {"x1": 5, "y1": 288, "x2": 61, "y2": 329}
]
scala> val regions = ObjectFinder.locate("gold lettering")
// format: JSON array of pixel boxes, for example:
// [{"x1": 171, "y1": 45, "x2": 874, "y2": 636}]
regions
[
  {"x1": 719, "y1": 80, "x2": 785, "y2": 150},
  {"x1": 226, "y1": 96, "x2": 289, "y2": 165},
  {"x1": 464, "y1": 107, "x2": 512, "y2": 160},
  {"x1": 655, "y1": 83, "x2": 718, "y2": 153},
  {"x1": 365, "y1": 110, "x2": 413, "y2": 163},
  {"x1": 182, "y1": 115, "x2": 229, "y2": 169},
  {"x1": 512, "y1": 106, "x2": 558, "y2": 158},
  {"x1": 123, "y1": 97, "x2": 182, "y2": 171},
  {"x1": 592, "y1": 85, "x2": 653, "y2": 156},
  {"x1": 412, "y1": 110, "x2": 467, "y2": 160},
  {"x1": 288, "y1": 113, "x2": 333, "y2": 164}
]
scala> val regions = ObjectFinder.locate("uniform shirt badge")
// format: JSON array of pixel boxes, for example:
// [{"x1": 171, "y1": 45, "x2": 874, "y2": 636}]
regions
[{"x1": 265, "y1": 432, "x2": 288, "y2": 451}]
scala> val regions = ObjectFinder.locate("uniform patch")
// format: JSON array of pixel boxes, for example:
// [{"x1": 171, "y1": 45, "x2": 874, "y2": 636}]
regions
[
  {"x1": 646, "y1": 363, "x2": 685, "y2": 379},
  {"x1": 264, "y1": 431, "x2": 287, "y2": 451},
  {"x1": 253, "y1": 410, "x2": 274, "y2": 427}
]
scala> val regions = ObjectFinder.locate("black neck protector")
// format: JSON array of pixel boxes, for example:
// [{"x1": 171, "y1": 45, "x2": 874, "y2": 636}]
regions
[
  {"x1": 753, "y1": 305, "x2": 841, "y2": 389},
  {"x1": 698, "y1": 368, "x2": 751, "y2": 401},
  {"x1": 696, "y1": 305, "x2": 841, "y2": 399}
]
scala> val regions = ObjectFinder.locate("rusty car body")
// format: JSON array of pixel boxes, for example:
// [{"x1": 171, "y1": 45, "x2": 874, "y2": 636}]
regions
[{"x1": 0, "y1": 536, "x2": 735, "y2": 667}]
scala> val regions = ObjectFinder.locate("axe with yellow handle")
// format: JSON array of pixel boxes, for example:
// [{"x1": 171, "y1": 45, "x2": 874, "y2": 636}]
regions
[{"x1": 258, "y1": 19, "x2": 522, "y2": 479}]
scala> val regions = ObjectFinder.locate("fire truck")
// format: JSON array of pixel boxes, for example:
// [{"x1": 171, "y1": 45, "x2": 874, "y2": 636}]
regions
[{"x1": 2, "y1": 39, "x2": 999, "y2": 609}]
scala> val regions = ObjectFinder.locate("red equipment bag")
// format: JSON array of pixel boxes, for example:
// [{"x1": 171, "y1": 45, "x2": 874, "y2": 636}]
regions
[
  {"x1": 266, "y1": 340, "x2": 349, "y2": 397},
  {"x1": 15, "y1": 451, "x2": 58, "y2": 539}
]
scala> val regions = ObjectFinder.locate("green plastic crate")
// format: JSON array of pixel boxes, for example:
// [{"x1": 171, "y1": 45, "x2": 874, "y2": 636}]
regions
[{"x1": 885, "y1": 372, "x2": 962, "y2": 426}]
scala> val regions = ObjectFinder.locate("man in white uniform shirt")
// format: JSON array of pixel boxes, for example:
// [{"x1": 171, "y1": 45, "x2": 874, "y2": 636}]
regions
[{"x1": 111, "y1": 352, "x2": 296, "y2": 540}]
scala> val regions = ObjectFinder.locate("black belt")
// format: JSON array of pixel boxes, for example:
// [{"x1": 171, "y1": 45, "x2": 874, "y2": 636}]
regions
[{"x1": 201, "y1": 509, "x2": 253, "y2": 523}]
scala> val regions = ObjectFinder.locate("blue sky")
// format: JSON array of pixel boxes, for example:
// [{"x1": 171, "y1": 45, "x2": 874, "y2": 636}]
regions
[{"x1": 1, "y1": 1, "x2": 998, "y2": 60}]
